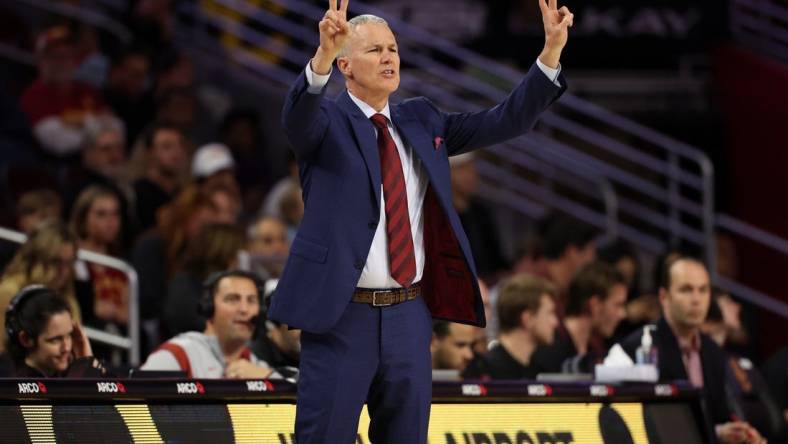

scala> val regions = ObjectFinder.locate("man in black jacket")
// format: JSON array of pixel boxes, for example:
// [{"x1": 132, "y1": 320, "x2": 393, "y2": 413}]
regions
[{"x1": 620, "y1": 256, "x2": 764, "y2": 444}]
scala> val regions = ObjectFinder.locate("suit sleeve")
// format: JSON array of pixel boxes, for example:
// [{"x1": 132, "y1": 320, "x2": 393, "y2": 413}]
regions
[
  {"x1": 281, "y1": 69, "x2": 331, "y2": 162},
  {"x1": 428, "y1": 63, "x2": 566, "y2": 156}
]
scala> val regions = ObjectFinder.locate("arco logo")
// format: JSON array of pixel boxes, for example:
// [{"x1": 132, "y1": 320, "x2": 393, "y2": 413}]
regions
[{"x1": 176, "y1": 382, "x2": 205, "y2": 394}]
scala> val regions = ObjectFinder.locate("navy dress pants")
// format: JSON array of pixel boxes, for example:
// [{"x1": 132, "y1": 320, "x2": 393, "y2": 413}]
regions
[{"x1": 294, "y1": 296, "x2": 433, "y2": 443}]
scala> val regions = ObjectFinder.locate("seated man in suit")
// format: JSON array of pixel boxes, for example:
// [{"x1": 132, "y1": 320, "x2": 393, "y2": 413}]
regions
[
  {"x1": 619, "y1": 257, "x2": 765, "y2": 444},
  {"x1": 142, "y1": 270, "x2": 278, "y2": 379}
]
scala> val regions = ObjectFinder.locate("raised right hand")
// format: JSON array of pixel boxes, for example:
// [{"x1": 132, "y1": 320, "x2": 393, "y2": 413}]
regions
[{"x1": 313, "y1": 0, "x2": 351, "y2": 74}]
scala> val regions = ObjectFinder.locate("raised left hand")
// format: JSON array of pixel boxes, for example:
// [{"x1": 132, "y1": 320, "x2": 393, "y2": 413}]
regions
[{"x1": 538, "y1": 0, "x2": 573, "y2": 68}]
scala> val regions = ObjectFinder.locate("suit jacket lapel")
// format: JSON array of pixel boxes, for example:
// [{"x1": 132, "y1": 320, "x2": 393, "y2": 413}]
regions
[
  {"x1": 657, "y1": 317, "x2": 689, "y2": 381},
  {"x1": 337, "y1": 91, "x2": 381, "y2": 208},
  {"x1": 391, "y1": 105, "x2": 434, "y2": 175}
]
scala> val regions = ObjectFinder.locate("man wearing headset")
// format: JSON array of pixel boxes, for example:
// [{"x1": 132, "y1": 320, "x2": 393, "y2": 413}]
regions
[
  {"x1": 141, "y1": 270, "x2": 279, "y2": 379},
  {"x1": 5, "y1": 285, "x2": 104, "y2": 377}
]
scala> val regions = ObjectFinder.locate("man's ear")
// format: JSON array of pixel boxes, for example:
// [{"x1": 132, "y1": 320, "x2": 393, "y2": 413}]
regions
[
  {"x1": 658, "y1": 288, "x2": 668, "y2": 305},
  {"x1": 520, "y1": 310, "x2": 533, "y2": 329},
  {"x1": 430, "y1": 333, "x2": 439, "y2": 352},
  {"x1": 18, "y1": 331, "x2": 34, "y2": 348},
  {"x1": 337, "y1": 56, "x2": 351, "y2": 77}
]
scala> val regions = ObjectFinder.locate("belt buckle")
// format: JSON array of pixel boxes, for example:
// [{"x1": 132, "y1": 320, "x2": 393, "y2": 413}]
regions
[{"x1": 372, "y1": 290, "x2": 393, "y2": 307}]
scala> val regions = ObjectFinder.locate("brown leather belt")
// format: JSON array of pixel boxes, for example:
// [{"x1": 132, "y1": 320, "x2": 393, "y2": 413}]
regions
[{"x1": 352, "y1": 282, "x2": 421, "y2": 307}]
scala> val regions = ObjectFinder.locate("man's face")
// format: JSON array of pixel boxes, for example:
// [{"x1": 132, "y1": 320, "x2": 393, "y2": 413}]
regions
[
  {"x1": 26, "y1": 311, "x2": 74, "y2": 375},
  {"x1": 431, "y1": 323, "x2": 476, "y2": 372},
  {"x1": 661, "y1": 260, "x2": 711, "y2": 331},
  {"x1": 85, "y1": 130, "x2": 125, "y2": 177},
  {"x1": 86, "y1": 196, "x2": 121, "y2": 246},
  {"x1": 338, "y1": 23, "x2": 400, "y2": 105},
  {"x1": 590, "y1": 283, "x2": 628, "y2": 338},
  {"x1": 528, "y1": 295, "x2": 559, "y2": 345},
  {"x1": 210, "y1": 277, "x2": 260, "y2": 345},
  {"x1": 150, "y1": 129, "x2": 186, "y2": 176}
]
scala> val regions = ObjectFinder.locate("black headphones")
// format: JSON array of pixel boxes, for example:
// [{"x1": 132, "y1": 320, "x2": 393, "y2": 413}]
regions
[
  {"x1": 198, "y1": 270, "x2": 266, "y2": 337},
  {"x1": 5, "y1": 284, "x2": 53, "y2": 348}
]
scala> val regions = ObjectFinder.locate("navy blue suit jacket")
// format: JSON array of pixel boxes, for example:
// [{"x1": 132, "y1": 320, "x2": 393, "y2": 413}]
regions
[{"x1": 269, "y1": 63, "x2": 566, "y2": 333}]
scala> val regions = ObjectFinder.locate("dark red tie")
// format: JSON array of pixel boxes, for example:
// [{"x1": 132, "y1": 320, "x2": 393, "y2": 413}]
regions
[{"x1": 370, "y1": 113, "x2": 416, "y2": 287}]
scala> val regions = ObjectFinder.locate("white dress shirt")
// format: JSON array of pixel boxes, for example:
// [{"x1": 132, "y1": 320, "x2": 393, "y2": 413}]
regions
[{"x1": 304, "y1": 59, "x2": 560, "y2": 288}]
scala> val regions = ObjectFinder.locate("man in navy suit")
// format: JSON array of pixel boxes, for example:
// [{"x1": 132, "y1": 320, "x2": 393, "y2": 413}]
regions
[{"x1": 269, "y1": 0, "x2": 573, "y2": 442}]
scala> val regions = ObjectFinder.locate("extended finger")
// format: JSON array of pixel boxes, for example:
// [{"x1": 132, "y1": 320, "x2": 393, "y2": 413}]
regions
[
  {"x1": 560, "y1": 13, "x2": 574, "y2": 28},
  {"x1": 319, "y1": 19, "x2": 334, "y2": 35},
  {"x1": 329, "y1": 0, "x2": 337, "y2": 12},
  {"x1": 340, "y1": 0, "x2": 349, "y2": 15},
  {"x1": 549, "y1": 0, "x2": 557, "y2": 10},
  {"x1": 538, "y1": 0, "x2": 548, "y2": 13}
]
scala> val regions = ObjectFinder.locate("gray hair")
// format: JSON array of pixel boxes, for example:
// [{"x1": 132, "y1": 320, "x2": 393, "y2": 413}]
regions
[{"x1": 337, "y1": 14, "x2": 389, "y2": 58}]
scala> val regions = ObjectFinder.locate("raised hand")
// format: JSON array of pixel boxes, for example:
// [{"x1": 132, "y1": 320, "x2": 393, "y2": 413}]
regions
[
  {"x1": 313, "y1": 0, "x2": 351, "y2": 75},
  {"x1": 538, "y1": 0, "x2": 573, "y2": 68},
  {"x1": 71, "y1": 322, "x2": 93, "y2": 359}
]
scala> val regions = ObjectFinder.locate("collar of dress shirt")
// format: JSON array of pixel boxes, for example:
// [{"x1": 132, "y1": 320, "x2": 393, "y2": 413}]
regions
[
  {"x1": 677, "y1": 330, "x2": 702, "y2": 354},
  {"x1": 347, "y1": 90, "x2": 391, "y2": 123}
]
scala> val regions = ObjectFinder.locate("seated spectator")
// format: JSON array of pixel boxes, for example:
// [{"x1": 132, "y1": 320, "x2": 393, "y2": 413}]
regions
[
  {"x1": 253, "y1": 280, "x2": 301, "y2": 370},
  {"x1": 70, "y1": 186, "x2": 129, "y2": 328},
  {"x1": 102, "y1": 47, "x2": 154, "y2": 146},
  {"x1": 192, "y1": 143, "x2": 241, "y2": 215},
  {"x1": 5, "y1": 285, "x2": 104, "y2": 377},
  {"x1": 255, "y1": 320, "x2": 300, "y2": 371},
  {"x1": 0, "y1": 189, "x2": 62, "y2": 272},
  {"x1": 430, "y1": 321, "x2": 476, "y2": 375},
  {"x1": 142, "y1": 270, "x2": 277, "y2": 379},
  {"x1": 463, "y1": 274, "x2": 557, "y2": 380},
  {"x1": 618, "y1": 257, "x2": 765, "y2": 444},
  {"x1": 247, "y1": 216, "x2": 290, "y2": 279},
  {"x1": 531, "y1": 262, "x2": 627, "y2": 374},
  {"x1": 702, "y1": 294, "x2": 783, "y2": 441},
  {"x1": 0, "y1": 222, "x2": 82, "y2": 352},
  {"x1": 63, "y1": 120, "x2": 137, "y2": 248},
  {"x1": 20, "y1": 25, "x2": 120, "y2": 161},
  {"x1": 163, "y1": 223, "x2": 245, "y2": 336},
  {"x1": 524, "y1": 214, "x2": 598, "y2": 317},
  {"x1": 132, "y1": 122, "x2": 189, "y2": 232},
  {"x1": 132, "y1": 184, "x2": 235, "y2": 333}
]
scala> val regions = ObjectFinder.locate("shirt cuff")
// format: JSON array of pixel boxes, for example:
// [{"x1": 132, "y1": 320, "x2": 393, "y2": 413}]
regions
[
  {"x1": 536, "y1": 58, "x2": 561, "y2": 87},
  {"x1": 305, "y1": 60, "x2": 332, "y2": 94}
]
